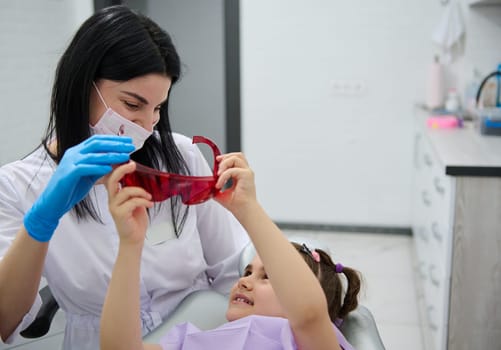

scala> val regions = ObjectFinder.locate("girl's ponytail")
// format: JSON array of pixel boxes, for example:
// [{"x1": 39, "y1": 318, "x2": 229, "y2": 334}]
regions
[
  {"x1": 292, "y1": 242, "x2": 362, "y2": 323},
  {"x1": 338, "y1": 266, "x2": 361, "y2": 319}
]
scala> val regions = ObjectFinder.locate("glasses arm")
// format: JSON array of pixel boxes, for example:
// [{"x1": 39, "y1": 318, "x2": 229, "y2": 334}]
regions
[{"x1": 192, "y1": 136, "x2": 221, "y2": 177}]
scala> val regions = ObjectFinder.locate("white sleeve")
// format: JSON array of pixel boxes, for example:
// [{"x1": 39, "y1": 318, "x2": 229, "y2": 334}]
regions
[
  {"x1": 0, "y1": 167, "x2": 26, "y2": 258},
  {"x1": 0, "y1": 165, "x2": 44, "y2": 344}
]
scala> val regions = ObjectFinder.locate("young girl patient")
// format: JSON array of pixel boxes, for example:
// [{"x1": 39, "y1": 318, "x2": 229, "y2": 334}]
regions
[{"x1": 100, "y1": 152, "x2": 361, "y2": 350}]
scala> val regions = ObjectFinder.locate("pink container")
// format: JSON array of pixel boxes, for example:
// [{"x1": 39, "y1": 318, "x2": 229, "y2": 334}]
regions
[{"x1": 426, "y1": 116, "x2": 460, "y2": 129}]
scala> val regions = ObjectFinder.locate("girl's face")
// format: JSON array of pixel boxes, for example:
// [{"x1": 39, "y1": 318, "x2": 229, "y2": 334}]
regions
[
  {"x1": 90, "y1": 73, "x2": 172, "y2": 132},
  {"x1": 226, "y1": 255, "x2": 285, "y2": 322}
]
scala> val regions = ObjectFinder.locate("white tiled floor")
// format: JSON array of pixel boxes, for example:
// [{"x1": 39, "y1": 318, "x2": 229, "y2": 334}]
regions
[{"x1": 284, "y1": 230, "x2": 424, "y2": 350}]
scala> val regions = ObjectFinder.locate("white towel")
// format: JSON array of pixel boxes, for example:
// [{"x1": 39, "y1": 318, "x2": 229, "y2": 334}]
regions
[{"x1": 432, "y1": 0, "x2": 465, "y2": 64}]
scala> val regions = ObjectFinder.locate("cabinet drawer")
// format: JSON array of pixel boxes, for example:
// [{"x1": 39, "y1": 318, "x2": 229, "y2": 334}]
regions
[
  {"x1": 422, "y1": 258, "x2": 449, "y2": 350},
  {"x1": 414, "y1": 134, "x2": 454, "y2": 258},
  {"x1": 417, "y1": 139, "x2": 452, "y2": 215},
  {"x1": 425, "y1": 303, "x2": 446, "y2": 350},
  {"x1": 422, "y1": 206, "x2": 453, "y2": 266}
]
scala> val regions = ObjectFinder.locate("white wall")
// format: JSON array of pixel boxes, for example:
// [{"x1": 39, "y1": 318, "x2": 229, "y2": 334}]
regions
[
  {"x1": 0, "y1": 1, "x2": 93, "y2": 166},
  {"x1": 1, "y1": 1, "x2": 500, "y2": 228},
  {"x1": 241, "y1": 0, "x2": 501, "y2": 227}
]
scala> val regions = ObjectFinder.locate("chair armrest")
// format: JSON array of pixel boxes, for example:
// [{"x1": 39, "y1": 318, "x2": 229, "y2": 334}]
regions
[{"x1": 20, "y1": 285, "x2": 60, "y2": 338}]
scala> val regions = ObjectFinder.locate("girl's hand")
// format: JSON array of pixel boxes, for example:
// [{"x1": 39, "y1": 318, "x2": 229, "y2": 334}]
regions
[
  {"x1": 105, "y1": 161, "x2": 153, "y2": 245},
  {"x1": 214, "y1": 153, "x2": 257, "y2": 218}
]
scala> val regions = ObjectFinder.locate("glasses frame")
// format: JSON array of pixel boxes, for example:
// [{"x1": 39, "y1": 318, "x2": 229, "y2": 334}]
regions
[{"x1": 120, "y1": 136, "x2": 221, "y2": 204}]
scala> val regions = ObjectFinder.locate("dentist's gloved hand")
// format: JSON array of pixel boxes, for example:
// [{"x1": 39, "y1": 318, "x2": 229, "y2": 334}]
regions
[{"x1": 24, "y1": 135, "x2": 135, "y2": 242}]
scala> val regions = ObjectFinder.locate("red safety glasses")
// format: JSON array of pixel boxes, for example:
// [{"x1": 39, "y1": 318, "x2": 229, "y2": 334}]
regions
[{"x1": 120, "y1": 136, "x2": 221, "y2": 205}]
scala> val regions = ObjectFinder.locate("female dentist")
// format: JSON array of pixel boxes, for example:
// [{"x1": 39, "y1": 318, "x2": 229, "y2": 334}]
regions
[{"x1": 0, "y1": 5, "x2": 248, "y2": 349}]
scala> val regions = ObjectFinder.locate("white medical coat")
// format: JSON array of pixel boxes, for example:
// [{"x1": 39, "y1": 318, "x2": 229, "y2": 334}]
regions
[{"x1": 0, "y1": 133, "x2": 249, "y2": 349}]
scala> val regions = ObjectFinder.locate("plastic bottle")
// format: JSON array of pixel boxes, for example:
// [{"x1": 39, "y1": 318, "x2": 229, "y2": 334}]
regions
[
  {"x1": 425, "y1": 55, "x2": 444, "y2": 110},
  {"x1": 463, "y1": 69, "x2": 482, "y2": 118},
  {"x1": 445, "y1": 88, "x2": 460, "y2": 114}
]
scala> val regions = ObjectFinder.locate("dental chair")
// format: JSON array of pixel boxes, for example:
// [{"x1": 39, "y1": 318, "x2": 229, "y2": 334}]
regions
[
  {"x1": 144, "y1": 239, "x2": 386, "y2": 350},
  {"x1": 22, "y1": 239, "x2": 385, "y2": 350},
  {"x1": 231, "y1": 237, "x2": 386, "y2": 350},
  {"x1": 19, "y1": 284, "x2": 59, "y2": 339}
]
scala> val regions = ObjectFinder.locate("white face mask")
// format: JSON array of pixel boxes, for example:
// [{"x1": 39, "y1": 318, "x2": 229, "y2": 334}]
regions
[{"x1": 90, "y1": 82, "x2": 153, "y2": 151}]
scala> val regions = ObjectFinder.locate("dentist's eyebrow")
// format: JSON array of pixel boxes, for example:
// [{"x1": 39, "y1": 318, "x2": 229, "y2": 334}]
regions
[
  {"x1": 121, "y1": 91, "x2": 148, "y2": 104},
  {"x1": 121, "y1": 91, "x2": 168, "y2": 106}
]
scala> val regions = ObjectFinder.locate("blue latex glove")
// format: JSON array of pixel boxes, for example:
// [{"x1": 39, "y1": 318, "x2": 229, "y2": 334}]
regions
[{"x1": 24, "y1": 135, "x2": 135, "y2": 242}]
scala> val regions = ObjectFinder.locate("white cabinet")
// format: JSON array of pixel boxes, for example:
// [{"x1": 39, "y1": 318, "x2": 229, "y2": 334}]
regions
[
  {"x1": 411, "y1": 115, "x2": 501, "y2": 350},
  {"x1": 412, "y1": 132, "x2": 454, "y2": 350}
]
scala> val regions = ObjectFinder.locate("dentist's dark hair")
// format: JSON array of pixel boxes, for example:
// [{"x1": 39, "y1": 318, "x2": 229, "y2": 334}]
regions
[{"x1": 42, "y1": 5, "x2": 189, "y2": 235}]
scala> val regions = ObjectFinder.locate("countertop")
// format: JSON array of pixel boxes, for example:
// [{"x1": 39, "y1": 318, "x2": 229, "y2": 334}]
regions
[{"x1": 418, "y1": 117, "x2": 501, "y2": 176}]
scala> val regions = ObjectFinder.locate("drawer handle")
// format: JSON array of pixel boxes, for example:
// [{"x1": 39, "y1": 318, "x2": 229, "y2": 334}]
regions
[
  {"x1": 431, "y1": 222, "x2": 443, "y2": 243},
  {"x1": 429, "y1": 264, "x2": 441, "y2": 287},
  {"x1": 427, "y1": 305, "x2": 439, "y2": 331},
  {"x1": 423, "y1": 153, "x2": 433, "y2": 167},
  {"x1": 434, "y1": 177, "x2": 445, "y2": 195},
  {"x1": 421, "y1": 190, "x2": 431, "y2": 206}
]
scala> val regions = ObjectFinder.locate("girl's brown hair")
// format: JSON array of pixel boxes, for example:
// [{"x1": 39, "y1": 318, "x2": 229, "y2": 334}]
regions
[{"x1": 292, "y1": 242, "x2": 361, "y2": 322}]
